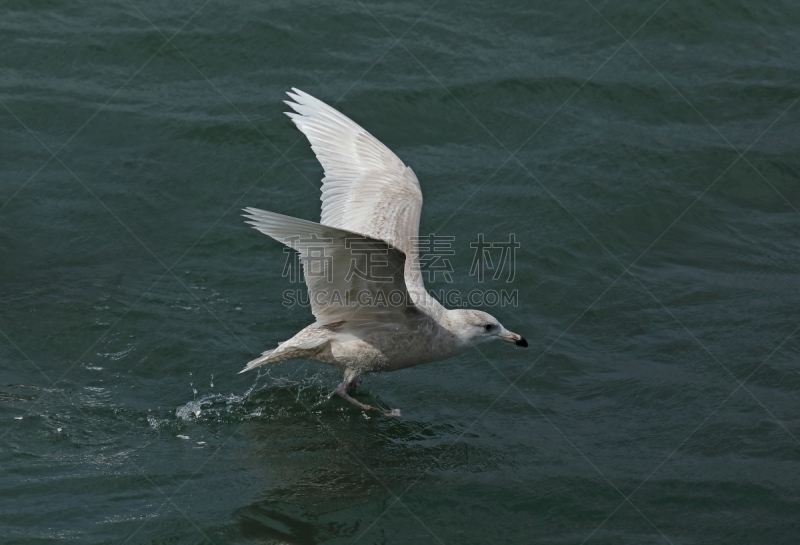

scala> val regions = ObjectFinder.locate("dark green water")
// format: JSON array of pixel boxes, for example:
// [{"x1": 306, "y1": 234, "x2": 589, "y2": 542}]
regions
[{"x1": 2, "y1": 0, "x2": 799, "y2": 543}]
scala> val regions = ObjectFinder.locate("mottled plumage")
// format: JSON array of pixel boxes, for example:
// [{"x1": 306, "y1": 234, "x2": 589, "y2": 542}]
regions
[{"x1": 241, "y1": 89, "x2": 527, "y2": 416}]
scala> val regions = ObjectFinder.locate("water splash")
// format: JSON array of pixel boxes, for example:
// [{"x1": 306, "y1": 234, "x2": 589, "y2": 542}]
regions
[{"x1": 174, "y1": 366, "x2": 338, "y2": 423}]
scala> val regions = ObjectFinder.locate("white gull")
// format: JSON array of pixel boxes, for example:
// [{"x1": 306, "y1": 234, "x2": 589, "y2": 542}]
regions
[{"x1": 240, "y1": 88, "x2": 527, "y2": 416}]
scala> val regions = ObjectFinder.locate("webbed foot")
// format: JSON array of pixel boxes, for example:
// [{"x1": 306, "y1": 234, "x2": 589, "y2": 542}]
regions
[{"x1": 335, "y1": 378, "x2": 401, "y2": 417}]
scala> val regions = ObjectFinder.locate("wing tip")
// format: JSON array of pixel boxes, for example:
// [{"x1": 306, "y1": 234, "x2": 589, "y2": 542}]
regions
[
  {"x1": 286, "y1": 88, "x2": 305, "y2": 106},
  {"x1": 242, "y1": 208, "x2": 273, "y2": 229},
  {"x1": 288, "y1": 87, "x2": 306, "y2": 99}
]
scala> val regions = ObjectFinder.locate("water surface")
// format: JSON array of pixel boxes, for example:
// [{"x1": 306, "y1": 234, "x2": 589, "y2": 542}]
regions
[{"x1": 1, "y1": 0, "x2": 799, "y2": 543}]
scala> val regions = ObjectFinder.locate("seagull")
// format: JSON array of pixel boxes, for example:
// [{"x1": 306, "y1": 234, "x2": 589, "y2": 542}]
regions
[{"x1": 240, "y1": 88, "x2": 527, "y2": 416}]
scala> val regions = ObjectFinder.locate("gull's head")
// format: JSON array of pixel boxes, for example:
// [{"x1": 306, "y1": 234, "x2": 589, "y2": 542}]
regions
[{"x1": 446, "y1": 309, "x2": 528, "y2": 348}]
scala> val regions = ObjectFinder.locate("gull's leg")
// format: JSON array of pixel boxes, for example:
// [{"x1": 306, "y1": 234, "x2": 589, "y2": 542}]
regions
[
  {"x1": 346, "y1": 374, "x2": 362, "y2": 393},
  {"x1": 335, "y1": 371, "x2": 401, "y2": 417},
  {"x1": 335, "y1": 380, "x2": 378, "y2": 412}
]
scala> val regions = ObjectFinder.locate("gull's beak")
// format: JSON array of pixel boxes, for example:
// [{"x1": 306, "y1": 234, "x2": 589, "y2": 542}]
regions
[{"x1": 500, "y1": 330, "x2": 528, "y2": 347}]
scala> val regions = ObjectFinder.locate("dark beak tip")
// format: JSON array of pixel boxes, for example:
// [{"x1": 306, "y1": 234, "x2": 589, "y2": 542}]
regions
[{"x1": 515, "y1": 337, "x2": 528, "y2": 348}]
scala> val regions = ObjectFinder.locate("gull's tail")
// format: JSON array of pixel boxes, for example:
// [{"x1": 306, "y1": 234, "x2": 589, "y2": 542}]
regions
[
  {"x1": 239, "y1": 348, "x2": 283, "y2": 374},
  {"x1": 239, "y1": 336, "x2": 329, "y2": 374}
]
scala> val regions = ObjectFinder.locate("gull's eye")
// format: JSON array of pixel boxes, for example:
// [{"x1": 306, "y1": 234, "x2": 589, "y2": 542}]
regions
[{"x1": 484, "y1": 324, "x2": 493, "y2": 331}]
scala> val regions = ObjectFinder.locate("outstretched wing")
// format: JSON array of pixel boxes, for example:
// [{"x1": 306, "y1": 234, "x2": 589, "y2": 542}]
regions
[
  {"x1": 243, "y1": 208, "x2": 417, "y2": 324},
  {"x1": 284, "y1": 88, "x2": 425, "y2": 295}
]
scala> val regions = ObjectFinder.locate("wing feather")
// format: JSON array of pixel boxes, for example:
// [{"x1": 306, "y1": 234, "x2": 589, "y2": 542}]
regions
[
  {"x1": 284, "y1": 88, "x2": 425, "y2": 295},
  {"x1": 243, "y1": 207, "x2": 416, "y2": 324}
]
